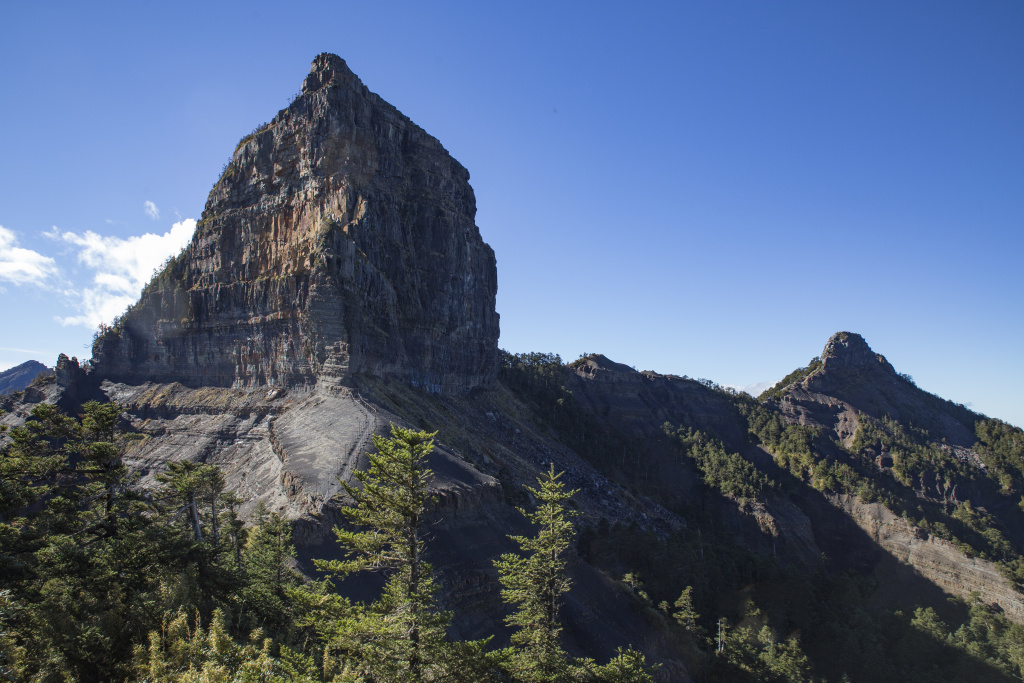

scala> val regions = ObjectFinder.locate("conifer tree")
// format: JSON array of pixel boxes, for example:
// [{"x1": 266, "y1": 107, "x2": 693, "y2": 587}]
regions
[
  {"x1": 132, "y1": 607, "x2": 318, "y2": 682},
  {"x1": 78, "y1": 401, "x2": 136, "y2": 533},
  {"x1": 592, "y1": 647, "x2": 658, "y2": 682},
  {"x1": 315, "y1": 424, "x2": 449, "y2": 682},
  {"x1": 496, "y1": 466, "x2": 657, "y2": 682},
  {"x1": 241, "y1": 501, "x2": 300, "y2": 637},
  {"x1": 0, "y1": 404, "x2": 72, "y2": 521},
  {"x1": 157, "y1": 461, "x2": 224, "y2": 543},
  {"x1": 220, "y1": 491, "x2": 247, "y2": 569},
  {"x1": 4, "y1": 401, "x2": 166, "y2": 681},
  {"x1": 673, "y1": 586, "x2": 699, "y2": 634},
  {"x1": 154, "y1": 460, "x2": 241, "y2": 622},
  {"x1": 494, "y1": 465, "x2": 578, "y2": 682}
]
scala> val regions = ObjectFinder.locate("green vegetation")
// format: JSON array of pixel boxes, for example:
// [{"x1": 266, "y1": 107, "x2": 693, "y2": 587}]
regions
[
  {"x1": 498, "y1": 351, "x2": 643, "y2": 482},
  {"x1": 307, "y1": 424, "x2": 463, "y2": 680},
  {"x1": 0, "y1": 401, "x2": 300, "y2": 680},
  {"x1": 5, "y1": 356, "x2": 1024, "y2": 682},
  {"x1": 737, "y1": 400, "x2": 819, "y2": 483},
  {"x1": 731, "y1": 392, "x2": 1024, "y2": 590},
  {"x1": 498, "y1": 348, "x2": 1024, "y2": 680},
  {"x1": 839, "y1": 414, "x2": 1024, "y2": 587},
  {"x1": 496, "y1": 466, "x2": 578, "y2": 680},
  {"x1": 581, "y1": 518, "x2": 1024, "y2": 682},
  {"x1": 496, "y1": 467, "x2": 655, "y2": 682},
  {"x1": 975, "y1": 418, "x2": 1024, "y2": 494},
  {"x1": 758, "y1": 357, "x2": 822, "y2": 401},
  {"x1": 0, "y1": 406, "x2": 656, "y2": 682},
  {"x1": 234, "y1": 122, "x2": 271, "y2": 154},
  {"x1": 498, "y1": 351, "x2": 590, "y2": 443},
  {"x1": 663, "y1": 424, "x2": 774, "y2": 501}
]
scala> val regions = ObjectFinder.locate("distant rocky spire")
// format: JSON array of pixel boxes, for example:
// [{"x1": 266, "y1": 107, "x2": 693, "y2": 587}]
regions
[{"x1": 820, "y1": 332, "x2": 894, "y2": 373}]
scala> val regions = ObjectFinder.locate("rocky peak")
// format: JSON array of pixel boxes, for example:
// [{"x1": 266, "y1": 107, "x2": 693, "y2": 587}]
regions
[
  {"x1": 301, "y1": 53, "x2": 358, "y2": 94},
  {"x1": 820, "y1": 331, "x2": 893, "y2": 373},
  {"x1": 91, "y1": 54, "x2": 499, "y2": 393},
  {"x1": 573, "y1": 354, "x2": 636, "y2": 378}
]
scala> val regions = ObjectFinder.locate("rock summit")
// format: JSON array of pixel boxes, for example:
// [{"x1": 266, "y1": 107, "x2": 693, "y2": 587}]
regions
[{"x1": 92, "y1": 53, "x2": 499, "y2": 394}]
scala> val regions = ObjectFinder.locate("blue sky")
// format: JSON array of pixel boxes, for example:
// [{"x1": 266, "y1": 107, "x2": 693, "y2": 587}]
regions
[{"x1": 1, "y1": 1, "x2": 1021, "y2": 427}]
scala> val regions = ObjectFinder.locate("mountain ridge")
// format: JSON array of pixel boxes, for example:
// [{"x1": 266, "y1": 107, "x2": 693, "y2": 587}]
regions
[
  {"x1": 4, "y1": 54, "x2": 1024, "y2": 680},
  {"x1": 0, "y1": 360, "x2": 51, "y2": 396}
]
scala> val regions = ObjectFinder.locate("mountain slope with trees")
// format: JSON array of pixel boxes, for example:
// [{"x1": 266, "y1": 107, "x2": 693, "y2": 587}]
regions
[{"x1": 2, "y1": 52, "x2": 1023, "y2": 682}]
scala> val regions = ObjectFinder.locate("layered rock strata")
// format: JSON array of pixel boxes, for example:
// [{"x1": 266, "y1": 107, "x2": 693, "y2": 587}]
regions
[
  {"x1": 92, "y1": 53, "x2": 499, "y2": 394},
  {"x1": 834, "y1": 493, "x2": 1024, "y2": 620}
]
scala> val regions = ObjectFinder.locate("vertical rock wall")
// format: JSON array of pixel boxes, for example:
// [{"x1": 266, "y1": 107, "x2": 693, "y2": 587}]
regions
[{"x1": 92, "y1": 54, "x2": 499, "y2": 393}]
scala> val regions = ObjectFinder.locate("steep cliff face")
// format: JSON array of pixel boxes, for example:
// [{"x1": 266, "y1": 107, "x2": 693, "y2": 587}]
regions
[
  {"x1": 92, "y1": 54, "x2": 499, "y2": 394},
  {"x1": 9, "y1": 50, "x2": 1018, "y2": 672}
]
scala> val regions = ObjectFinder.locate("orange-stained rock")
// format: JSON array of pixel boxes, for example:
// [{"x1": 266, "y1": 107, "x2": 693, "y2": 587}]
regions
[{"x1": 92, "y1": 54, "x2": 499, "y2": 394}]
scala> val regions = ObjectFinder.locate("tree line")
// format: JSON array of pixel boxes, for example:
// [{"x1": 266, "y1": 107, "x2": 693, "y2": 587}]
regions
[{"x1": 0, "y1": 402, "x2": 655, "y2": 682}]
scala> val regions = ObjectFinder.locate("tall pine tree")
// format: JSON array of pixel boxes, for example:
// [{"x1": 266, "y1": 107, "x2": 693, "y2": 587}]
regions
[
  {"x1": 314, "y1": 424, "x2": 450, "y2": 682},
  {"x1": 494, "y1": 465, "x2": 578, "y2": 682},
  {"x1": 496, "y1": 466, "x2": 657, "y2": 682}
]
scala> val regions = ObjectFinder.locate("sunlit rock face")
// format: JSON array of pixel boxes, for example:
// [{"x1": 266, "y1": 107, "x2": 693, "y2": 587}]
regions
[{"x1": 92, "y1": 53, "x2": 499, "y2": 394}]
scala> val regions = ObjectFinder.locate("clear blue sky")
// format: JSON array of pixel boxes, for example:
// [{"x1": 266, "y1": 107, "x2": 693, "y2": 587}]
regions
[{"x1": 1, "y1": 1, "x2": 1021, "y2": 427}]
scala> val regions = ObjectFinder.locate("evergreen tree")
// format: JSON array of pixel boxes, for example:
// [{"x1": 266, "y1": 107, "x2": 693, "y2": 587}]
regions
[
  {"x1": 2, "y1": 401, "x2": 167, "y2": 681},
  {"x1": 132, "y1": 607, "x2": 318, "y2": 682},
  {"x1": 240, "y1": 502, "x2": 301, "y2": 637},
  {"x1": 156, "y1": 461, "x2": 224, "y2": 543},
  {"x1": 78, "y1": 401, "x2": 138, "y2": 535},
  {"x1": 0, "y1": 404, "x2": 72, "y2": 521},
  {"x1": 673, "y1": 586, "x2": 699, "y2": 634},
  {"x1": 153, "y1": 460, "x2": 245, "y2": 623},
  {"x1": 494, "y1": 465, "x2": 578, "y2": 682},
  {"x1": 313, "y1": 424, "x2": 452, "y2": 682},
  {"x1": 220, "y1": 491, "x2": 247, "y2": 570},
  {"x1": 592, "y1": 647, "x2": 658, "y2": 682}
]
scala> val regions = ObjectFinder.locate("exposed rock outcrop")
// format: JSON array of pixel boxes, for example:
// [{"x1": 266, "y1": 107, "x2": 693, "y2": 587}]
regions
[
  {"x1": 834, "y1": 493, "x2": 1024, "y2": 621},
  {"x1": 768, "y1": 332, "x2": 1024, "y2": 622},
  {"x1": 92, "y1": 53, "x2": 499, "y2": 394},
  {"x1": 779, "y1": 332, "x2": 978, "y2": 447},
  {"x1": 18, "y1": 56, "x2": 688, "y2": 672}
]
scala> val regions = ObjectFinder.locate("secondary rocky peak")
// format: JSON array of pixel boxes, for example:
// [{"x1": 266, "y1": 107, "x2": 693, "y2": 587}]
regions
[
  {"x1": 820, "y1": 331, "x2": 893, "y2": 373},
  {"x1": 91, "y1": 54, "x2": 499, "y2": 393},
  {"x1": 573, "y1": 354, "x2": 636, "y2": 377}
]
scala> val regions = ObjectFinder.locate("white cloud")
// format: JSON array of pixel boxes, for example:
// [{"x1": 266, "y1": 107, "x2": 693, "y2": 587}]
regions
[
  {"x1": 0, "y1": 225, "x2": 59, "y2": 287},
  {"x1": 725, "y1": 380, "x2": 775, "y2": 397},
  {"x1": 54, "y1": 219, "x2": 196, "y2": 328},
  {"x1": 144, "y1": 201, "x2": 160, "y2": 220},
  {"x1": 0, "y1": 346, "x2": 57, "y2": 355}
]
